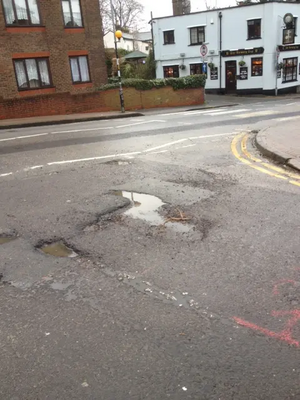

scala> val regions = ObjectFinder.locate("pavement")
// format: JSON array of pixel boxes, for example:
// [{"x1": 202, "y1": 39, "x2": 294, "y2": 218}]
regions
[
  {"x1": 1, "y1": 96, "x2": 300, "y2": 399},
  {"x1": 256, "y1": 120, "x2": 300, "y2": 172}
]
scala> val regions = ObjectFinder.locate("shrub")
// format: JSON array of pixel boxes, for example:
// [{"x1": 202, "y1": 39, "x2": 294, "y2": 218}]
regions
[{"x1": 98, "y1": 74, "x2": 206, "y2": 92}]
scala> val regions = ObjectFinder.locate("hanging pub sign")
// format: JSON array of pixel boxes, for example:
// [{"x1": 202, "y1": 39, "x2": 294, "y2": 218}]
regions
[
  {"x1": 210, "y1": 67, "x2": 218, "y2": 80},
  {"x1": 240, "y1": 66, "x2": 248, "y2": 80},
  {"x1": 221, "y1": 47, "x2": 264, "y2": 57},
  {"x1": 278, "y1": 44, "x2": 300, "y2": 51},
  {"x1": 282, "y1": 28, "x2": 295, "y2": 45}
]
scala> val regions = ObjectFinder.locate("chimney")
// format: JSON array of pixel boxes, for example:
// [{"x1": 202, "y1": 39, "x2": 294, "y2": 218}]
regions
[{"x1": 172, "y1": 0, "x2": 191, "y2": 15}]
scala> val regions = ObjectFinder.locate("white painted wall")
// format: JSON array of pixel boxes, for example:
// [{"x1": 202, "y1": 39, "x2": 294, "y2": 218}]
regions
[
  {"x1": 153, "y1": 2, "x2": 300, "y2": 93},
  {"x1": 104, "y1": 32, "x2": 151, "y2": 54}
]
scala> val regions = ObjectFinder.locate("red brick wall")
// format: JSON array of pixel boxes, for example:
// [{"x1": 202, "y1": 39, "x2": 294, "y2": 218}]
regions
[
  {"x1": 0, "y1": 87, "x2": 204, "y2": 120},
  {"x1": 0, "y1": 0, "x2": 107, "y2": 100}
]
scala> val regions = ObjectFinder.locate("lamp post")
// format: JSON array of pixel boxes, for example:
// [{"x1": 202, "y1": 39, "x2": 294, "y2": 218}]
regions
[
  {"x1": 114, "y1": 30, "x2": 125, "y2": 113},
  {"x1": 110, "y1": 0, "x2": 125, "y2": 113}
]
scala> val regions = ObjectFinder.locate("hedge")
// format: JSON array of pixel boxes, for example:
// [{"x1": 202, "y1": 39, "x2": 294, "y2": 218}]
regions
[{"x1": 99, "y1": 75, "x2": 206, "y2": 92}]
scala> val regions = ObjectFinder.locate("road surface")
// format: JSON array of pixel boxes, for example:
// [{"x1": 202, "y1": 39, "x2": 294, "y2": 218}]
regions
[{"x1": 0, "y1": 97, "x2": 300, "y2": 399}]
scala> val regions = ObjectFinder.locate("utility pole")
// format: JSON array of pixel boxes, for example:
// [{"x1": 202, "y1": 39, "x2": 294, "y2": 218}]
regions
[{"x1": 110, "y1": 0, "x2": 125, "y2": 113}]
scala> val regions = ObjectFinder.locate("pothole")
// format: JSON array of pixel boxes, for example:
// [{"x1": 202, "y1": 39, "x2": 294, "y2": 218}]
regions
[
  {"x1": 39, "y1": 241, "x2": 78, "y2": 258},
  {"x1": 0, "y1": 236, "x2": 17, "y2": 245},
  {"x1": 112, "y1": 191, "x2": 194, "y2": 232},
  {"x1": 105, "y1": 160, "x2": 131, "y2": 166},
  {"x1": 113, "y1": 191, "x2": 166, "y2": 225}
]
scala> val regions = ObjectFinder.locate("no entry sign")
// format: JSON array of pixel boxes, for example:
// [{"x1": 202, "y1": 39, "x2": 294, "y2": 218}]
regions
[{"x1": 200, "y1": 44, "x2": 208, "y2": 57}]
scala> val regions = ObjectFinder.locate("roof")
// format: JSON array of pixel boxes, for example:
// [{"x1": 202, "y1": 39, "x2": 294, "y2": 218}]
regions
[
  {"x1": 122, "y1": 31, "x2": 152, "y2": 42},
  {"x1": 124, "y1": 50, "x2": 148, "y2": 60},
  {"x1": 152, "y1": 1, "x2": 299, "y2": 22}
]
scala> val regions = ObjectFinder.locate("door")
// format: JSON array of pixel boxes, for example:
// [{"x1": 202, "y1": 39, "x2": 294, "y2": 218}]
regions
[{"x1": 225, "y1": 61, "x2": 237, "y2": 92}]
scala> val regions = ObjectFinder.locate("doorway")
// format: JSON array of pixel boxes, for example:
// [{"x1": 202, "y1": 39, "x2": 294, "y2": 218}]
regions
[{"x1": 225, "y1": 61, "x2": 237, "y2": 92}]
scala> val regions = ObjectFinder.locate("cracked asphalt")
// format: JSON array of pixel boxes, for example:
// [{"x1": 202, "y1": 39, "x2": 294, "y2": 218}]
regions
[{"x1": 1, "y1": 95, "x2": 300, "y2": 399}]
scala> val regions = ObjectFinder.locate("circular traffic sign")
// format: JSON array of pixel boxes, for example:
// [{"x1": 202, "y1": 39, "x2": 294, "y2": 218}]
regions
[{"x1": 200, "y1": 44, "x2": 208, "y2": 57}]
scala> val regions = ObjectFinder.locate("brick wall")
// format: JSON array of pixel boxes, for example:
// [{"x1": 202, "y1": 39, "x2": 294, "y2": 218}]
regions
[
  {"x1": 0, "y1": 87, "x2": 204, "y2": 119},
  {"x1": 0, "y1": 0, "x2": 107, "y2": 100}
]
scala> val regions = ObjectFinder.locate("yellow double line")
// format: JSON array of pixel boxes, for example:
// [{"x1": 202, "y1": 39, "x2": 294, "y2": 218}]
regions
[{"x1": 231, "y1": 133, "x2": 300, "y2": 188}]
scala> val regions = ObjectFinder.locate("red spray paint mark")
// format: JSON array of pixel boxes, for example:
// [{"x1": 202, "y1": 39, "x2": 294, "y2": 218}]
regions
[
  {"x1": 273, "y1": 279, "x2": 296, "y2": 295},
  {"x1": 233, "y1": 311, "x2": 300, "y2": 347}
]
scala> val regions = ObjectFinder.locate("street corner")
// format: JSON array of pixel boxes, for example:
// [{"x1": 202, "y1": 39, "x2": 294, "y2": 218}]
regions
[{"x1": 231, "y1": 131, "x2": 300, "y2": 188}]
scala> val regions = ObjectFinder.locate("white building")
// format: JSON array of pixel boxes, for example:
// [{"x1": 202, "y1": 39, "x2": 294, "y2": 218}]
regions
[
  {"x1": 153, "y1": 1, "x2": 300, "y2": 94},
  {"x1": 104, "y1": 31, "x2": 152, "y2": 54}
]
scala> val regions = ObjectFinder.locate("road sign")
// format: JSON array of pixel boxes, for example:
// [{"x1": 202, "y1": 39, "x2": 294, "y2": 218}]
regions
[
  {"x1": 200, "y1": 44, "x2": 208, "y2": 57},
  {"x1": 202, "y1": 63, "x2": 207, "y2": 74}
]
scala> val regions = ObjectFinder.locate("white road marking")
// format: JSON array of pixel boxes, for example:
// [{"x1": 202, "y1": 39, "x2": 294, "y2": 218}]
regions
[
  {"x1": 276, "y1": 116, "x2": 300, "y2": 122},
  {"x1": 178, "y1": 144, "x2": 196, "y2": 149},
  {"x1": 235, "y1": 110, "x2": 279, "y2": 118},
  {"x1": 46, "y1": 151, "x2": 142, "y2": 166},
  {"x1": 116, "y1": 120, "x2": 165, "y2": 129},
  {"x1": 51, "y1": 126, "x2": 113, "y2": 134},
  {"x1": 206, "y1": 108, "x2": 249, "y2": 116},
  {"x1": 144, "y1": 138, "x2": 188, "y2": 153},
  {"x1": 0, "y1": 132, "x2": 49, "y2": 142},
  {"x1": 285, "y1": 102, "x2": 297, "y2": 106},
  {"x1": 0, "y1": 132, "x2": 236, "y2": 179},
  {"x1": 0, "y1": 172, "x2": 13, "y2": 177},
  {"x1": 188, "y1": 132, "x2": 234, "y2": 140},
  {"x1": 183, "y1": 109, "x2": 228, "y2": 116}
]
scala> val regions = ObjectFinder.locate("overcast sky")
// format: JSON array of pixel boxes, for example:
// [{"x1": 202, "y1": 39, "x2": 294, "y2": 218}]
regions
[{"x1": 140, "y1": 0, "x2": 236, "y2": 29}]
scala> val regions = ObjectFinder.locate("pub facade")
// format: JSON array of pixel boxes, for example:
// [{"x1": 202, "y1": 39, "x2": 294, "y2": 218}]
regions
[{"x1": 152, "y1": 1, "x2": 300, "y2": 94}]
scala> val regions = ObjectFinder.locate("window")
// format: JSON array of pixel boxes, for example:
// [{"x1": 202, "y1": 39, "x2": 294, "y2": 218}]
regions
[
  {"x1": 190, "y1": 63, "x2": 205, "y2": 75},
  {"x1": 145, "y1": 46, "x2": 149, "y2": 51},
  {"x1": 14, "y1": 58, "x2": 52, "y2": 90},
  {"x1": 247, "y1": 19, "x2": 261, "y2": 40},
  {"x1": 190, "y1": 26, "x2": 205, "y2": 45},
  {"x1": 2, "y1": 0, "x2": 41, "y2": 26},
  {"x1": 62, "y1": 0, "x2": 83, "y2": 27},
  {"x1": 163, "y1": 30, "x2": 175, "y2": 45},
  {"x1": 282, "y1": 57, "x2": 298, "y2": 83},
  {"x1": 163, "y1": 65, "x2": 179, "y2": 78},
  {"x1": 69, "y1": 56, "x2": 91, "y2": 83},
  {"x1": 251, "y1": 57, "x2": 263, "y2": 76}
]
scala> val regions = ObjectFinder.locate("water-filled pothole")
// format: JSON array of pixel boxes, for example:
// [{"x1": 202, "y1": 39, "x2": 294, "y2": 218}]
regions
[
  {"x1": 113, "y1": 191, "x2": 193, "y2": 232},
  {"x1": 40, "y1": 242, "x2": 78, "y2": 258},
  {"x1": 113, "y1": 191, "x2": 165, "y2": 225},
  {"x1": 0, "y1": 236, "x2": 17, "y2": 245}
]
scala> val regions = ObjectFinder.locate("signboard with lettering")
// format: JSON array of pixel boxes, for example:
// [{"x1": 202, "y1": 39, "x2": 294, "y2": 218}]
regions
[
  {"x1": 221, "y1": 47, "x2": 264, "y2": 57},
  {"x1": 277, "y1": 69, "x2": 281, "y2": 79},
  {"x1": 278, "y1": 44, "x2": 300, "y2": 51},
  {"x1": 210, "y1": 68, "x2": 218, "y2": 80},
  {"x1": 240, "y1": 67, "x2": 248, "y2": 80}
]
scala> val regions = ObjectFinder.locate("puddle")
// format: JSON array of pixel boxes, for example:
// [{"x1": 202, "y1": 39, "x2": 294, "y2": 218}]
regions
[
  {"x1": 0, "y1": 236, "x2": 17, "y2": 245},
  {"x1": 40, "y1": 242, "x2": 78, "y2": 258},
  {"x1": 113, "y1": 191, "x2": 165, "y2": 225},
  {"x1": 112, "y1": 191, "x2": 194, "y2": 233}
]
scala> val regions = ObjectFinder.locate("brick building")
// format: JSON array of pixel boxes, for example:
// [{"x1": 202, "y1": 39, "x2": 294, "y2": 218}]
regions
[{"x1": 0, "y1": 0, "x2": 107, "y2": 101}]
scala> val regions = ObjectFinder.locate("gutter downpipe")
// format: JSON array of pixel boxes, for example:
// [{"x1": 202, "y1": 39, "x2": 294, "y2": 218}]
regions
[{"x1": 219, "y1": 11, "x2": 223, "y2": 94}]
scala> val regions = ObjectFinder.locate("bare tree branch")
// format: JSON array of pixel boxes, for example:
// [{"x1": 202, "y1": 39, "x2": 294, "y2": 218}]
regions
[{"x1": 99, "y1": 0, "x2": 144, "y2": 35}]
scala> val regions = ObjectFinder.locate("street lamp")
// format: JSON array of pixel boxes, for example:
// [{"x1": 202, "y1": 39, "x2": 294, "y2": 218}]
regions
[{"x1": 110, "y1": 0, "x2": 125, "y2": 113}]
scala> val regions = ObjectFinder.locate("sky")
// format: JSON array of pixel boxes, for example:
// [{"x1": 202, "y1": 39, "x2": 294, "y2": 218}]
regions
[{"x1": 140, "y1": 0, "x2": 236, "y2": 28}]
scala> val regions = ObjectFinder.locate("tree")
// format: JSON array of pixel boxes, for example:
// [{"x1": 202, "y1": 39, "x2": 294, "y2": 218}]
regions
[{"x1": 99, "y1": 0, "x2": 144, "y2": 35}]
